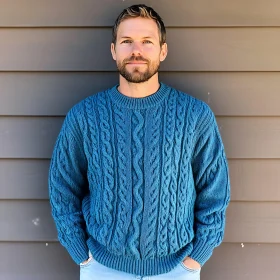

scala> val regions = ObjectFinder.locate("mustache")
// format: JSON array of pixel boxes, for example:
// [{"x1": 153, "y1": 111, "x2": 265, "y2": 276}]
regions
[{"x1": 124, "y1": 56, "x2": 149, "y2": 63}]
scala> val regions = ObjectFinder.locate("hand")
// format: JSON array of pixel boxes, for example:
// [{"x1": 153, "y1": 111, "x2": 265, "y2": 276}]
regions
[
  {"x1": 182, "y1": 257, "x2": 201, "y2": 269},
  {"x1": 80, "y1": 256, "x2": 92, "y2": 265}
]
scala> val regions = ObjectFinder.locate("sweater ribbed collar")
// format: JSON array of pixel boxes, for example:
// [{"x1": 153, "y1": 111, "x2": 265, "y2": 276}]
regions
[{"x1": 108, "y1": 82, "x2": 169, "y2": 109}]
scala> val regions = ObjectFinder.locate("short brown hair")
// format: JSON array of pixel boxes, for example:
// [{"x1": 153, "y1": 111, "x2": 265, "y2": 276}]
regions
[{"x1": 112, "y1": 4, "x2": 166, "y2": 46}]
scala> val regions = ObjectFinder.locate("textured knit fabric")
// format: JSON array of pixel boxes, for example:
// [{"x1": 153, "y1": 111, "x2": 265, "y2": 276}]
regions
[
  {"x1": 48, "y1": 82, "x2": 230, "y2": 277},
  {"x1": 80, "y1": 250, "x2": 201, "y2": 279}
]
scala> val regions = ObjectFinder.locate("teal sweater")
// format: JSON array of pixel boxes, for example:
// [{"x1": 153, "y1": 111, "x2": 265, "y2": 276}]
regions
[{"x1": 48, "y1": 82, "x2": 230, "y2": 277}]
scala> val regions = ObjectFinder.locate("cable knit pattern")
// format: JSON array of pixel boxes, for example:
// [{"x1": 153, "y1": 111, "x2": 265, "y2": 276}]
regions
[
  {"x1": 96, "y1": 92, "x2": 115, "y2": 245},
  {"x1": 110, "y1": 102, "x2": 131, "y2": 255},
  {"x1": 84, "y1": 97, "x2": 100, "y2": 238},
  {"x1": 173, "y1": 93, "x2": 191, "y2": 249},
  {"x1": 157, "y1": 93, "x2": 176, "y2": 257},
  {"x1": 127, "y1": 110, "x2": 145, "y2": 259},
  {"x1": 48, "y1": 82, "x2": 230, "y2": 277},
  {"x1": 141, "y1": 105, "x2": 162, "y2": 259}
]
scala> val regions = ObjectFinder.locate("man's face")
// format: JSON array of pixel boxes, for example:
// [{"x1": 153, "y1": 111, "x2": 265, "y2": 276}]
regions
[{"x1": 111, "y1": 17, "x2": 167, "y2": 83}]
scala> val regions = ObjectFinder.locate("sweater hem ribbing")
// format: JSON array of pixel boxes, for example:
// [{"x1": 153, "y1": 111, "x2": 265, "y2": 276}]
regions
[
  {"x1": 66, "y1": 236, "x2": 89, "y2": 265},
  {"x1": 87, "y1": 237, "x2": 193, "y2": 277},
  {"x1": 189, "y1": 239, "x2": 214, "y2": 266}
]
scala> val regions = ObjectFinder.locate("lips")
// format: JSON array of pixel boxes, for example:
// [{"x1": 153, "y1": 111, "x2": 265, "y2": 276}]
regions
[
  {"x1": 125, "y1": 56, "x2": 148, "y2": 64},
  {"x1": 126, "y1": 61, "x2": 147, "y2": 65},
  {"x1": 127, "y1": 60, "x2": 146, "y2": 63}
]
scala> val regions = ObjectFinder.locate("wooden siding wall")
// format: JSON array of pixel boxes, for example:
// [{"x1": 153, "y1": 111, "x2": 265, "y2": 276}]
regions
[{"x1": 1, "y1": 1, "x2": 280, "y2": 279}]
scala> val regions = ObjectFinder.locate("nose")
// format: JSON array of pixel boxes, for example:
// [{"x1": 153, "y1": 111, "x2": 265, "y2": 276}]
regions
[{"x1": 131, "y1": 42, "x2": 143, "y2": 56}]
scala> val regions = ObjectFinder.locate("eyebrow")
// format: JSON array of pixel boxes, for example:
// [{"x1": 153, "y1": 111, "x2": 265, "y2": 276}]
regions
[{"x1": 119, "y1": 36, "x2": 154, "y2": 39}]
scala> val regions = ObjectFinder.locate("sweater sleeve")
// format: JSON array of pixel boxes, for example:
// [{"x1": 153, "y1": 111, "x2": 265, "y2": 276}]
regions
[
  {"x1": 48, "y1": 107, "x2": 89, "y2": 265},
  {"x1": 189, "y1": 105, "x2": 230, "y2": 266}
]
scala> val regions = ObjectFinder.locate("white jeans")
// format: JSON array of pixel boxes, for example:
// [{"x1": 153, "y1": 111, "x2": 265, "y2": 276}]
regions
[{"x1": 80, "y1": 252, "x2": 201, "y2": 280}]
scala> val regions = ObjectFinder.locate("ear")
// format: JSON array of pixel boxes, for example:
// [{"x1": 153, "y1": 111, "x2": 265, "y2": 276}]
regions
[
  {"x1": 160, "y1": 43, "x2": 168, "y2": 62},
  {"x1": 111, "y1": 43, "x2": 116, "y2": 61}
]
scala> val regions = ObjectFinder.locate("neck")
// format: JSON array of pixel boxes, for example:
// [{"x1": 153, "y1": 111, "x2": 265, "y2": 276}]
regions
[{"x1": 118, "y1": 74, "x2": 160, "y2": 98}]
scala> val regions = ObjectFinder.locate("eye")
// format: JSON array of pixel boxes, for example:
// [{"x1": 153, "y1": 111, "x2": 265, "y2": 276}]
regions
[
  {"x1": 143, "y1": 40, "x2": 152, "y2": 44},
  {"x1": 121, "y1": 39, "x2": 132, "y2": 44}
]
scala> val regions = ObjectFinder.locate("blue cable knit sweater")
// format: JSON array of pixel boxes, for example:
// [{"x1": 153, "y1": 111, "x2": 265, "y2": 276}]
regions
[{"x1": 48, "y1": 82, "x2": 230, "y2": 277}]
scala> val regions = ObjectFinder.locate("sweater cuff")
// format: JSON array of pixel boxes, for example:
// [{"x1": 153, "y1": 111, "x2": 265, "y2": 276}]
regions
[
  {"x1": 65, "y1": 237, "x2": 89, "y2": 265},
  {"x1": 189, "y1": 239, "x2": 214, "y2": 266}
]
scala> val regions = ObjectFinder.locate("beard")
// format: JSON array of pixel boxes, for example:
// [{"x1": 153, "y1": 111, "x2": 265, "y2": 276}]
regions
[{"x1": 117, "y1": 55, "x2": 160, "y2": 83}]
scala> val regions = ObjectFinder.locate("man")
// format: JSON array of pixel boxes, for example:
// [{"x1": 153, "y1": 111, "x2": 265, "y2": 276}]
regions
[{"x1": 49, "y1": 4, "x2": 230, "y2": 280}]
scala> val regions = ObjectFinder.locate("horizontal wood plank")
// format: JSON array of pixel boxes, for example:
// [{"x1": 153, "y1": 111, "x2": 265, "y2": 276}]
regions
[
  {"x1": 0, "y1": 201, "x2": 279, "y2": 243},
  {"x1": 0, "y1": 201, "x2": 57, "y2": 241},
  {"x1": 1, "y1": 159, "x2": 280, "y2": 201},
  {"x1": 1, "y1": 72, "x2": 280, "y2": 116},
  {"x1": 0, "y1": 117, "x2": 63, "y2": 158},
  {"x1": 0, "y1": 242, "x2": 78, "y2": 280},
  {"x1": 1, "y1": 28, "x2": 280, "y2": 71},
  {"x1": 0, "y1": 160, "x2": 50, "y2": 199},
  {"x1": 224, "y1": 202, "x2": 280, "y2": 243},
  {"x1": 203, "y1": 243, "x2": 280, "y2": 280},
  {"x1": 0, "y1": 72, "x2": 118, "y2": 116},
  {"x1": 1, "y1": 117, "x2": 280, "y2": 159},
  {"x1": 229, "y1": 160, "x2": 280, "y2": 201},
  {"x1": 0, "y1": 28, "x2": 113, "y2": 71},
  {"x1": 1, "y1": 0, "x2": 280, "y2": 27},
  {"x1": 219, "y1": 117, "x2": 280, "y2": 158}
]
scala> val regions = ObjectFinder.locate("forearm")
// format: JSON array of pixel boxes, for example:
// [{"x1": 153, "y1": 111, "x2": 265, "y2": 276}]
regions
[
  {"x1": 190, "y1": 105, "x2": 231, "y2": 265},
  {"x1": 190, "y1": 152, "x2": 230, "y2": 266},
  {"x1": 49, "y1": 109, "x2": 89, "y2": 264}
]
